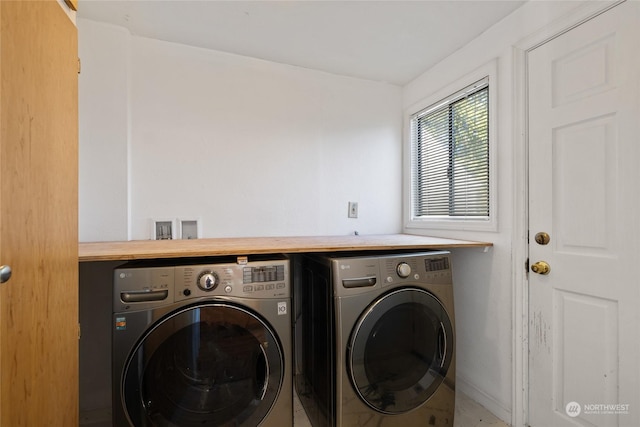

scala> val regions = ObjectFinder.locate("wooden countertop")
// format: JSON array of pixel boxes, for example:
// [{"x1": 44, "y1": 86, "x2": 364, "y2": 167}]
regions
[{"x1": 79, "y1": 234, "x2": 492, "y2": 262}]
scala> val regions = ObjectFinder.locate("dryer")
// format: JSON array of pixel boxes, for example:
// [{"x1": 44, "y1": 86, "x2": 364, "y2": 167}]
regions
[
  {"x1": 294, "y1": 251, "x2": 455, "y2": 427},
  {"x1": 112, "y1": 256, "x2": 292, "y2": 427}
]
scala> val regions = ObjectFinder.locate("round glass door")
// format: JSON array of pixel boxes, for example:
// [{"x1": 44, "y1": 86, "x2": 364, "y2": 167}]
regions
[
  {"x1": 122, "y1": 302, "x2": 283, "y2": 426},
  {"x1": 348, "y1": 288, "x2": 454, "y2": 414}
]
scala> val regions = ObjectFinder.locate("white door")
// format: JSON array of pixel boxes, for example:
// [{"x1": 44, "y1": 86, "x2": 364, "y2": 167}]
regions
[{"x1": 527, "y1": 2, "x2": 640, "y2": 427}]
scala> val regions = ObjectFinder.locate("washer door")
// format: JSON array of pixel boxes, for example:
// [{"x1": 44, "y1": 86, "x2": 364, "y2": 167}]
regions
[
  {"x1": 348, "y1": 287, "x2": 454, "y2": 414},
  {"x1": 122, "y1": 302, "x2": 283, "y2": 426}
]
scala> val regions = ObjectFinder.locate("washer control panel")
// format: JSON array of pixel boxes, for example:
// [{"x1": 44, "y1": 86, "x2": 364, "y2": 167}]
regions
[
  {"x1": 114, "y1": 258, "x2": 289, "y2": 311},
  {"x1": 175, "y1": 261, "x2": 289, "y2": 301},
  {"x1": 114, "y1": 266, "x2": 175, "y2": 311}
]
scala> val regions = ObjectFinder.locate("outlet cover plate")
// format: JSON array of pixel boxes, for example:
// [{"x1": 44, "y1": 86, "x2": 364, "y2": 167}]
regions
[{"x1": 348, "y1": 202, "x2": 358, "y2": 218}]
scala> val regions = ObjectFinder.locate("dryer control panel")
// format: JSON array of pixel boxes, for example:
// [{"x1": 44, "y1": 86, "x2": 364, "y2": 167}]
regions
[
  {"x1": 328, "y1": 251, "x2": 452, "y2": 297},
  {"x1": 379, "y1": 252, "x2": 452, "y2": 286},
  {"x1": 422, "y1": 255, "x2": 452, "y2": 283}
]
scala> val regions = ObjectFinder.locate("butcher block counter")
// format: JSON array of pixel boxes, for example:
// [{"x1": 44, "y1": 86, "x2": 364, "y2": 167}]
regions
[{"x1": 78, "y1": 233, "x2": 492, "y2": 262}]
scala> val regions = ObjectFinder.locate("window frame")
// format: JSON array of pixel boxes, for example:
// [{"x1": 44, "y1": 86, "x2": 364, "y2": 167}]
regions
[{"x1": 403, "y1": 61, "x2": 497, "y2": 232}]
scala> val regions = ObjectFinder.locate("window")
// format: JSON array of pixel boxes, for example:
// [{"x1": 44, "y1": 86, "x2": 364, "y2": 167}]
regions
[{"x1": 408, "y1": 76, "x2": 494, "y2": 230}]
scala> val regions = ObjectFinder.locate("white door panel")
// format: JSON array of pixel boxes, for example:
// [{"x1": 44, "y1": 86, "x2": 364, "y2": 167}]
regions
[{"x1": 528, "y1": 2, "x2": 639, "y2": 426}]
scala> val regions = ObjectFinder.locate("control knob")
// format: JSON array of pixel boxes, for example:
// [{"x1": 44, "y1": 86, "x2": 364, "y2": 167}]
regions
[
  {"x1": 197, "y1": 271, "x2": 219, "y2": 291},
  {"x1": 396, "y1": 262, "x2": 412, "y2": 278}
]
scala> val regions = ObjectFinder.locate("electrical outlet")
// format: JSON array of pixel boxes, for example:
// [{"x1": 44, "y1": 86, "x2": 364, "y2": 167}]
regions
[{"x1": 348, "y1": 202, "x2": 358, "y2": 218}]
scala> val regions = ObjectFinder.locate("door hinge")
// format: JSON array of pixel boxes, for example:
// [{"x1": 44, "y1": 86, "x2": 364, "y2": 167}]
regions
[
  {"x1": 64, "y1": 0, "x2": 78, "y2": 12},
  {"x1": 78, "y1": 58, "x2": 81, "y2": 75},
  {"x1": 78, "y1": 322, "x2": 81, "y2": 340}
]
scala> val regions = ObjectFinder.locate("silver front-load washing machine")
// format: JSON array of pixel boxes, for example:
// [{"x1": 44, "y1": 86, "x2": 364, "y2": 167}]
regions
[
  {"x1": 294, "y1": 251, "x2": 455, "y2": 427},
  {"x1": 112, "y1": 256, "x2": 292, "y2": 427}
]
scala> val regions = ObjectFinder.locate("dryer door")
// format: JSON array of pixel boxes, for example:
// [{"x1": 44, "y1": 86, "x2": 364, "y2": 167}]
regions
[
  {"x1": 348, "y1": 287, "x2": 454, "y2": 414},
  {"x1": 122, "y1": 302, "x2": 283, "y2": 426}
]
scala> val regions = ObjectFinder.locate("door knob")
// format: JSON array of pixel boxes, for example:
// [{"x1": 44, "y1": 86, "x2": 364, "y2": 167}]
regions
[
  {"x1": 534, "y1": 232, "x2": 550, "y2": 245},
  {"x1": 0, "y1": 265, "x2": 12, "y2": 283},
  {"x1": 531, "y1": 261, "x2": 550, "y2": 275}
]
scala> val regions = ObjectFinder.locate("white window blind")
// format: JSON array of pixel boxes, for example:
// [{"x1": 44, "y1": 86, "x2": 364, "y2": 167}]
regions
[{"x1": 411, "y1": 78, "x2": 489, "y2": 219}]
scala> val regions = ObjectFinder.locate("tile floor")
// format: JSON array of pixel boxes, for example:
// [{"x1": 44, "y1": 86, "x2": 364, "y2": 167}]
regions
[
  {"x1": 452, "y1": 393, "x2": 510, "y2": 427},
  {"x1": 82, "y1": 390, "x2": 509, "y2": 426},
  {"x1": 294, "y1": 391, "x2": 510, "y2": 427}
]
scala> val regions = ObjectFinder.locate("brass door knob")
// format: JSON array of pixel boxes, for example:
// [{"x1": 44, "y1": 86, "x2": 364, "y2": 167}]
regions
[
  {"x1": 531, "y1": 261, "x2": 550, "y2": 275},
  {"x1": 534, "y1": 232, "x2": 550, "y2": 245}
]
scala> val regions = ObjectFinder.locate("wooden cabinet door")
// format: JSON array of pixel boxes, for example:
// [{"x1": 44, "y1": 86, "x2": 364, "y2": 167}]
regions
[{"x1": 0, "y1": 1, "x2": 78, "y2": 425}]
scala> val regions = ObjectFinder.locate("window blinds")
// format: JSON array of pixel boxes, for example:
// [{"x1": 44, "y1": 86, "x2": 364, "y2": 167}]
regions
[{"x1": 411, "y1": 78, "x2": 489, "y2": 219}]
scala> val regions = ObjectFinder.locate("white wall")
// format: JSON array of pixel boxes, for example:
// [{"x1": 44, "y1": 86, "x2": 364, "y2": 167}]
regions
[
  {"x1": 79, "y1": 2, "x2": 600, "y2": 424},
  {"x1": 79, "y1": 20, "x2": 130, "y2": 242},
  {"x1": 79, "y1": 19, "x2": 402, "y2": 241},
  {"x1": 402, "y1": 1, "x2": 592, "y2": 423}
]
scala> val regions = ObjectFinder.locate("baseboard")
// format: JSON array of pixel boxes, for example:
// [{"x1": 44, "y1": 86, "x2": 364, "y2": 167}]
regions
[{"x1": 456, "y1": 376, "x2": 512, "y2": 425}]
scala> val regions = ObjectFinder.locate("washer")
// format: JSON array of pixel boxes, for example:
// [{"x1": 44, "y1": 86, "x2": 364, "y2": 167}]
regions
[
  {"x1": 294, "y1": 251, "x2": 455, "y2": 427},
  {"x1": 112, "y1": 256, "x2": 292, "y2": 427}
]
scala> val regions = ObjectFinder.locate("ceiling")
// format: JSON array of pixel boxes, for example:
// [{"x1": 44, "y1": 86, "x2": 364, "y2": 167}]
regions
[{"x1": 78, "y1": 0, "x2": 526, "y2": 86}]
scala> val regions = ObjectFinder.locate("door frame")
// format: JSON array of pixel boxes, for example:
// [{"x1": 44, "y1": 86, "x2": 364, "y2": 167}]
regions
[{"x1": 510, "y1": 2, "x2": 625, "y2": 426}]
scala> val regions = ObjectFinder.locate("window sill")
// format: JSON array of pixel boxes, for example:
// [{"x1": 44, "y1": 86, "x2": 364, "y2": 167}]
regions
[{"x1": 405, "y1": 217, "x2": 497, "y2": 233}]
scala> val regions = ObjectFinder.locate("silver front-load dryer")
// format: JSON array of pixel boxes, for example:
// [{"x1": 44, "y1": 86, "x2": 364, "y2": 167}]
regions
[
  {"x1": 112, "y1": 256, "x2": 292, "y2": 427},
  {"x1": 294, "y1": 251, "x2": 455, "y2": 427}
]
